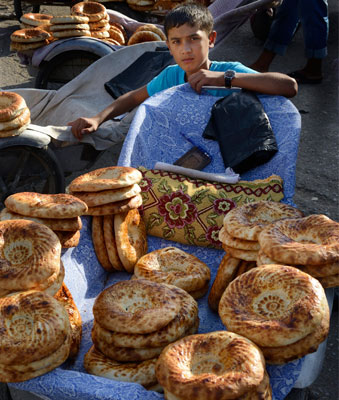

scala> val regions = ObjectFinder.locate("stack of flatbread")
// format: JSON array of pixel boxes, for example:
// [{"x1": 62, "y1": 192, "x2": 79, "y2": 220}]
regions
[
  {"x1": 1, "y1": 192, "x2": 88, "y2": 248},
  {"x1": 68, "y1": 166, "x2": 147, "y2": 272},
  {"x1": 208, "y1": 201, "x2": 304, "y2": 311},
  {"x1": 132, "y1": 246, "x2": 211, "y2": 299},
  {"x1": 0, "y1": 91, "x2": 30, "y2": 138},
  {"x1": 20, "y1": 12, "x2": 52, "y2": 31},
  {"x1": 105, "y1": 22, "x2": 127, "y2": 45},
  {"x1": 49, "y1": 15, "x2": 91, "y2": 40},
  {"x1": 84, "y1": 279, "x2": 199, "y2": 390},
  {"x1": 219, "y1": 264, "x2": 330, "y2": 364},
  {"x1": 0, "y1": 290, "x2": 72, "y2": 382},
  {"x1": 10, "y1": 27, "x2": 51, "y2": 53},
  {"x1": 0, "y1": 219, "x2": 63, "y2": 297},
  {"x1": 127, "y1": 24, "x2": 166, "y2": 45},
  {"x1": 257, "y1": 214, "x2": 339, "y2": 289}
]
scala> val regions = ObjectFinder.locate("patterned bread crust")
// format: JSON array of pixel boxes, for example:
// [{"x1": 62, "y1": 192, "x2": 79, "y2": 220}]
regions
[
  {"x1": 92, "y1": 284, "x2": 198, "y2": 348},
  {"x1": 20, "y1": 13, "x2": 53, "y2": 26},
  {"x1": 5, "y1": 192, "x2": 88, "y2": 218},
  {"x1": 11, "y1": 28, "x2": 50, "y2": 42},
  {"x1": 54, "y1": 229, "x2": 80, "y2": 248},
  {"x1": 223, "y1": 201, "x2": 304, "y2": 241},
  {"x1": 69, "y1": 166, "x2": 142, "y2": 192},
  {"x1": 84, "y1": 346, "x2": 158, "y2": 387},
  {"x1": 135, "y1": 24, "x2": 166, "y2": 40},
  {"x1": 258, "y1": 214, "x2": 339, "y2": 266},
  {"x1": 71, "y1": 1, "x2": 107, "y2": 22},
  {"x1": 127, "y1": 30, "x2": 162, "y2": 45},
  {"x1": 134, "y1": 247, "x2": 210, "y2": 292},
  {"x1": 0, "y1": 208, "x2": 82, "y2": 231},
  {"x1": 219, "y1": 265, "x2": 328, "y2": 347},
  {"x1": 93, "y1": 279, "x2": 181, "y2": 334},
  {"x1": 0, "y1": 91, "x2": 27, "y2": 122},
  {"x1": 43, "y1": 260, "x2": 65, "y2": 297},
  {"x1": 0, "y1": 220, "x2": 61, "y2": 294},
  {"x1": 156, "y1": 331, "x2": 265, "y2": 400},
  {"x1": 219, "y1": 226, "x2": 260, "y2": 250},
  {"x1": 114, "y1": 209, "x2": 147, "y2": 273},
  {"x1": 317, "y1": 274, "x2": 339, "y2": 288},
  {"x1": 222, "y1": 244, "x2": 259, "y2": 262}
]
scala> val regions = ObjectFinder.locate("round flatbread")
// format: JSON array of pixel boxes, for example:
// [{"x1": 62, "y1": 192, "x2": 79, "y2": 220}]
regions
[
  {"x1": 84, "y1": 194, "x2": 142, "y2": 216},
  {"x1": 92, "y1": 216, "x2": 114, "y2": 271}
]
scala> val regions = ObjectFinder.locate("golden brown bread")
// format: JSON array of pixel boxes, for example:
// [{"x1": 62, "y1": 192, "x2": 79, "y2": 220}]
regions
[
  {"x1": 208, "y1": 254, "x2": 242, "y2": 312},
  {"x1": 135, "y1": 24, "x2": 166, "y2": 40},
  {"x1": 156, "y1": 331, "x2": 266, "y2": 400},
  {"x1": 0, "y1": 219, "x2": 61, "y2": 295},
  {"x1": 114, "y1": 209, "x2": 147, "y2": 273},
  {"x1": 50, "y1": 15, "x2": 89, "y2": 24},
  {"x1": 219, "y1": 225, "x2": 260, "y2": 250},
  {"x1": 222, "y1": 244, "x2": 259, "y2": 261},
  {"x1": 0, "y1": 207, "x2": 82, "y2": 231},
  {"x1": 222, "y1": 201, "x2": 304, "y2": 241},
  {"x1": 0, "y1": 91, "x2": 27, "y2": 122},
  {"x1": 92, "y1": 284, "x2": 198, "y2": 348},
  {"x1": 103, "y1": 214, "x2": 124, "y2": 271},
  {"x1": 93, "y1": 279, "x2": 182, "y2": 334},
  {"x1": 108, "y1": 25, "x2": 125, "y2": 45},
  {"x1": 21, "y1": 12, "x2": 53, "y2": 26},
  {"x1": 5, "y1": 192, "x2": 88, "y2": 218},
  {"x1": 71, "y1": 1, "x2": 107, "y2": 22},
  {"x1": 84, "y1": 193, "x2": 142, "y2": 216},
  {"x1": 53, "y1": 29, "x2": 91, "y2": 38},
  {"x1": 0, "y1": 107, "x2": 30, "y2": 132},
  {"x1": 317, "y1": 274, "x2": 339, "y2": 288},
  {"x1": 10, "y1": 39, "x2": 49, "y2": 52},
  {"x1": 0, "y1": 290, "x2": 71, "y2": 382},
  {"x1": 91, "y1": 215, "x2": 114, "y2": 271},
  {"x1": 54, "y1": 282, "x2": 82, "y2": 359},
  {"x1": 258, "y1": 214, "x2": 339, "y2": 266},
  {"x1": 128, "y1": 30, "x2": 162, "y2": 45},
  {"x1": 49, "y1": 23, "x2": 90, "y2": 32},
  {"x1": 84, "y1": 346, "x2": 158, "y2": 387},
  {"x1": 54, "y1": 229, "x2": 80, "y2": 248},
  {"x1": 11, "y1": 28, "x2": 51, "y2": 43},
  {"x1": 219, "y1": 264, "x2": 329, "y2": 347},
  {"x1": 69, "y1": 166, "x2": 142, "y2": 192},
  {"x1": 91, "y1": 30, "x2": 110, "y2": 39},
  {"x1": 134, "y1": 246, "x2": 210, "y2": 292}
]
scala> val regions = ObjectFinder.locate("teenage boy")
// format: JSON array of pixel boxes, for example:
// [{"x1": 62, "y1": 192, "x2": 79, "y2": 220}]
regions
[{"x1": 68, "y1": 2, "x2": 297, "y2": 140}]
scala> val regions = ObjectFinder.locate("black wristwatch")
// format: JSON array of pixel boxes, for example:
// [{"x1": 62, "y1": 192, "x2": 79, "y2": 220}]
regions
[{"x1": 224, "y1": 70, "x2": 236, "y2": 88}]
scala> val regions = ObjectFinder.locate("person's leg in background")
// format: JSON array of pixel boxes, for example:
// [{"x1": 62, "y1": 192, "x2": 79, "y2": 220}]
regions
[{"x1": 249, "y1": 0, "x2": 328, "y2": 83}]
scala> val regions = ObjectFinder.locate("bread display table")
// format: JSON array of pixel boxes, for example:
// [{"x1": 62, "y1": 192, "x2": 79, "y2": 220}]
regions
[{"x1": 9, "y1": 85, "x2": 333, "y2": 399}]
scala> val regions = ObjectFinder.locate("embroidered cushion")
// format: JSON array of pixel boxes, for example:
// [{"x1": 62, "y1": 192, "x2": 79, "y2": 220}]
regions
[{"x1": 138, "y1": 167, "x2": 284, "y2": 249}]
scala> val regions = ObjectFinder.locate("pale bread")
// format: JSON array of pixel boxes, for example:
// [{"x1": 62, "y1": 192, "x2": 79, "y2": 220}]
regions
[
  {"x1": 52, "y1": 29, "x2": 91, "y2": 38},
  {"x1": 222, "y1": 244, "x2": 258, "y2": 262},
  {"x1": 0, "y1": 219, "x2": 61, "y2": 294},
  {"x1": 69, "y1": 166, "x2": 142, "y2": 192},
  {"x1": 71, "y1": 184, "x2": 141, "y2": 207},
  {"x1": 258, "y1": 214, "x2": 339, "y2": 266},
  {"x1": 54, "y1": 229, "x2": 80, "y2": 248},
  {"x1": 50, "y1": 23, "x2": 90, "y2": 31},
  {"x1": 91, "y1": 216, "x2": 114, "y2": 271},
  {"x1": 103, "y1": 215, "x2": 124, "y2": 271},
  {"x1": 5, "y1": 192, "x2": 88, "y2": 218},
  {"x1": 54, "y1": 282, "x2": 82, "y2": 359},
  {"x1": 43, "y1": 260, "x2": 65, "y2": 297},
  {"x1": 114, "y1": 209, "x2": 147, "y2": 273},
  {"x1": 134, "y1": 247, "x2": 210, "y2": 292},
  {"x1": 92, "y1": 284, "x2": 198, "y2": 348},
  {"x1": 219, "y1": 265, "x2": 329, "y2": 347},
  {"x1": 50, "y1": 15, "x2": 89, "y2": 24},
  {"x1": 223, "y1": 201, "x2": 304, "y2": 241},
  {"x1": 0, "y1": 122, "x2": 29, "y2": 137},
  {"x1": 0, "y1": 207, "x2": 82, "y2": 231},
  {"x1": 92, "y1": 279, "x2": 182, "y2": 334},
  {"x1": 155, "y1": 331, "x2": 265, "y2": 400},
  {"x1": 219, "y1": 226, "x2": 260, "y2": 250},
  {"x1": 84, "y1": 194, "x2": 142, "y2": 216},
  {"x1": 0, "y1": 107, "x2": 30, "y2": 131},
  {"x1": 84, "y1": 346, "x2": 158, "y2": 387}
]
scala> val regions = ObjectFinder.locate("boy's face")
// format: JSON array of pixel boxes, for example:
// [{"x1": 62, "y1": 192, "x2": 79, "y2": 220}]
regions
[{"x1": 166, "y1": 23, "x2": 216, "y2": 77}]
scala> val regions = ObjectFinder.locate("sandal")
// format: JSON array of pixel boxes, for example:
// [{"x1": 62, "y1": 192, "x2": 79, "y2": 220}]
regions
[{"x1": 288, "y1": 70, "x2": 323, "y2": 84}]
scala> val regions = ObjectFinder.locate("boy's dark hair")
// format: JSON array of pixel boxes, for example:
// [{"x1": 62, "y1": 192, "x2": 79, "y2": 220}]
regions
[{"x1": 164, "y1": 2, "x2": 214, "y2": 37}]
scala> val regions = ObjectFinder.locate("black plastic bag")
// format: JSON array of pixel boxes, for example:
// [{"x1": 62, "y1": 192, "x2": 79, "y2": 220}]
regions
[
  {"x1": 203, "y1": 90, "x2": 278, "y2": 174},
  {"x1": 104, "y1": 49, "x2": 174, "y2": 99}
]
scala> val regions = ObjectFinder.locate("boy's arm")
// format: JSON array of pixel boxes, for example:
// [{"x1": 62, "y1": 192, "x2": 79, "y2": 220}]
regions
[
  {"x1": 188, "y1": 70, "x2": 298, "y2": 98},
  {"x1": 68, "y1": 85, "x2": 149, "y2": 140}
]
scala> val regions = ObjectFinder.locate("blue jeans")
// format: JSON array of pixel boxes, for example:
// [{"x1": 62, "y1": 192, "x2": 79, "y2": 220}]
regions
[{"x1": 265, "y1": 0, "x2": 329, "y2": 59}]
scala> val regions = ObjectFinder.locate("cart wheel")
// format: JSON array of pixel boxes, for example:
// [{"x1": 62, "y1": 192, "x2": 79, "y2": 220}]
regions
[
  {"x1": 35, "y1": 50, "x2": 101, "y2": 90},
  {"x1": 0, "y1": 145, "x2": 65, "y2": 208},
  {"x1": 14, "y1": 0, "x2": 40, "y2": 21}
]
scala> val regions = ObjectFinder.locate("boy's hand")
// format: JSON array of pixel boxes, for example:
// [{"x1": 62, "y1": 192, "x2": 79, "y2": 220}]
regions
[
  {"x1": 187, "y1": 70, "x2": 225, "y2": 93},
  {"x1": 67, "y1": 117, "x2": 100, "y2": 140}
]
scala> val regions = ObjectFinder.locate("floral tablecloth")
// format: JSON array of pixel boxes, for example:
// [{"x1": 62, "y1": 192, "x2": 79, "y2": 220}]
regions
[{"x1": 11, "y1": 85, "x2": 331, "y2": 400}]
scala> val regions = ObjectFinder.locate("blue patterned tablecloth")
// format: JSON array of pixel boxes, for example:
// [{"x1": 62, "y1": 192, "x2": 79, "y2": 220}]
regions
[{"x1": 11, "y1": 85, "x2": 307, "y2": 399}]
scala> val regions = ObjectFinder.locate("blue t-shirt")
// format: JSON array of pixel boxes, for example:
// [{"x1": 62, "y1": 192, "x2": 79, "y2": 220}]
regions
[{"x1": 147, "y1": 61, "x2": 257, "y2": 98}]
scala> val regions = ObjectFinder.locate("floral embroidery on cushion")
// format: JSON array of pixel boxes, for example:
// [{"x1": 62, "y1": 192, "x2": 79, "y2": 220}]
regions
[{"x1": 137, "y1": 167, "x2": 284, "y2": 249}]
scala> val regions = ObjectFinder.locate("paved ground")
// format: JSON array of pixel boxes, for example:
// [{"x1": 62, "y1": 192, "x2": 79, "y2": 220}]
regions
[{"x1": 0, "y1": 1, "x2": 338, "y2": 400}]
